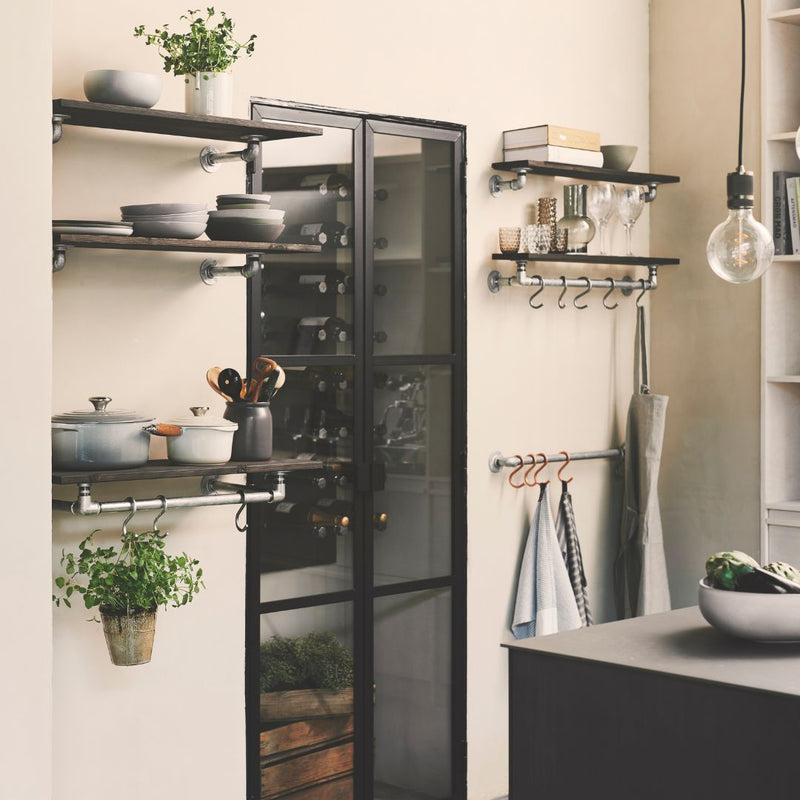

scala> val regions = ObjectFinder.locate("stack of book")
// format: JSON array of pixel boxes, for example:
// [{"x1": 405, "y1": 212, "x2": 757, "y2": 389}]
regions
[
  {"x1": 774, "y1": 171, "x2": 800, "y2": 255},
  {"x1": 502, "y1": 124, "x2": 602, "y2": 167}
]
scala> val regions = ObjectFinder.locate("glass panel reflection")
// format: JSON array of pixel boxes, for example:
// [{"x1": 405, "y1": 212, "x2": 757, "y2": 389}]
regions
[
  {"x1": 373, "y1": 366, "x2": 452, "y2": 585},
  {"x1": 372, "y1": 134, "x2": 453, "y2": 356},
  {"x1": 374, "y1": 589, "x2": 451, "y2": 799},
  {"x1": 260, "y1": 604, "x2": 354, "y2": 800}
]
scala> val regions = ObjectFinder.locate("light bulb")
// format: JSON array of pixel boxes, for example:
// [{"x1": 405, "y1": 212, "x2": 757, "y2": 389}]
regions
[{"x1": 707, "y1": 170, "x2": 774, "y2": 284}]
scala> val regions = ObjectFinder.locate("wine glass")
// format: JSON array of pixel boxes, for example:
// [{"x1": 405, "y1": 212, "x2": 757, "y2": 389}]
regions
[
  {"x1": 616, "y1": 186, "x2": 646, "y2": 256},
  {"x1": 587, "y1": 183, "x2": 616, "y2": 255}
]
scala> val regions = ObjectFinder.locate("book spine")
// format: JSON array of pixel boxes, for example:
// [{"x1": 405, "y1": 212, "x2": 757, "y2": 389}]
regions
[
  {"x1": 788, "y1": 177, "x2": 800, "y2": 255},
  {"x1": 774, "y1": 171, "x2": 787, "y2": 255}
]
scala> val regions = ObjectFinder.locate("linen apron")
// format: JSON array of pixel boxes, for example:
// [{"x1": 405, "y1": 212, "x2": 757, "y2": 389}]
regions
[{"x1": 614, "y1": 305, "x2": 671, "y2": 618}]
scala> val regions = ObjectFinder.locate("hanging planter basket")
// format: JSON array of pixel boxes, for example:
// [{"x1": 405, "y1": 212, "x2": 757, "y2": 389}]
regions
[{"x1": 100, "y1": 607, "x2": 157, "y2": 666}]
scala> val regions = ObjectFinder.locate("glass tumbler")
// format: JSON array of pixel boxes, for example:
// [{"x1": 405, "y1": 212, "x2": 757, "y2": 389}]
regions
[{"x1": 498, "y1": 227, "x2": 521, "y2": 253}]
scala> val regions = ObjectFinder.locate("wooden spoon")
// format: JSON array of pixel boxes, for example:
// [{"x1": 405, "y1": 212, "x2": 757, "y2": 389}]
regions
[{"x1": 205, "y1": 367, "x2": 228, "y2": 401}]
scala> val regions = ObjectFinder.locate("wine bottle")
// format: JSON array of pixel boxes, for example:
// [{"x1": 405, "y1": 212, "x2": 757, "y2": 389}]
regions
[
  {"x1": 282, "y1": 221, "x2": 349, "y2": 246},
  {"x1": 298, "y1": 172, "x2": 352, "y2": 199},
  {"x1": 373, "y1": 511, "x2": 389, "y2": 531},
  {"x1": 270, "y1": 500, "x2": 351, "y2": 529},
  {"x1": 265, "y1": 270, "x2": 353, "y2": 297},
  {"x1": 314, "y1": 408, "x2": 353, "y2": 440},
  {"x1": 316, "y1": 317, "x2": 352, "y2": 343}
]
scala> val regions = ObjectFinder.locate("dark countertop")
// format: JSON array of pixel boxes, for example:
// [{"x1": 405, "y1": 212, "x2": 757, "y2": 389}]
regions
[{"x1": 503, "y1": 606, "x2": 800, "y2": 698}]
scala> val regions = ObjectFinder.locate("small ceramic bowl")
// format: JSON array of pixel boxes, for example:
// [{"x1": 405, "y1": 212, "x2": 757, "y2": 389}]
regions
[
  {"x1": 601, "y1": 144, "x2": 638, "y2": 171},
  {"x1": 83, "y1": 70, "x2": 162, "y2": 108},
  {"x1": 698, "y1": 578, "x2": 800, "y2": 642}
]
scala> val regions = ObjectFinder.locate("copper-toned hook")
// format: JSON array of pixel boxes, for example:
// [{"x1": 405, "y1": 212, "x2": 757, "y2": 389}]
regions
[
  {"x1": 557, "y1": 450, "x2": 574, "y2": 483},
  {"x1": 523, "y1": 453, "x2": 540, "y2": 486},
  {"x1": 508, "y1": 454, "x2": 526, "y2": 489},
  {"x1": 533, "y1": 452, "x2": 550, "y2": 484}
]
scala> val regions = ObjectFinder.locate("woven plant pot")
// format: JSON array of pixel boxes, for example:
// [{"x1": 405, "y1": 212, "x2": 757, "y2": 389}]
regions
[{"x1": 100, "y1": 607, "x2": 157, "y2": 666}]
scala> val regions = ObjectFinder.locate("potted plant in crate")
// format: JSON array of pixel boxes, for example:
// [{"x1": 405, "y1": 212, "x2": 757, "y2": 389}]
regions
[
  {"x1": 134, "y1": 7, "x2": 257, "y2": 116},
  {"x1": 259, "y1": 633, "x2": 354, "y2": 797},
  {"x1": 53, "y1": 526, "x2": 204, "y2": 666}
]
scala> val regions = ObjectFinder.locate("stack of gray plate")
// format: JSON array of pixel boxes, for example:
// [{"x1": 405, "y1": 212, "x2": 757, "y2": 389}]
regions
[
  {"x1": 206, "y1": 194, "x2": 285, "y2": 242},
  {"x1": 121, "y1": 203, "x2": 208, "y2": 239}
]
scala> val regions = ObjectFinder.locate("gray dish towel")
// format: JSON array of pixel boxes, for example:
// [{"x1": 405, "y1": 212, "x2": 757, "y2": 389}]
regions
[
  {"x1": 614, "y1": 305, "x2": 671, "y2": 618},
  {"x1": 555, "y1": 480, "x2": 592, "y2": 626},
  {"x1": 512, "y1": 483, "x2": 581, "y2": 639}
]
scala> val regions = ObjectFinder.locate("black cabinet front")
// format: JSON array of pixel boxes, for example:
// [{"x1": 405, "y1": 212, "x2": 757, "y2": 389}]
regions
[{"x1": 245, "y1": 100, "x2": 466, "y2": 800}]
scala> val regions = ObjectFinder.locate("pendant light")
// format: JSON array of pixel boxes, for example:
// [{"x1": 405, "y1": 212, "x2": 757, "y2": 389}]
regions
[{"x1": 706, "y1": 0, "x2": 774, "y2": 284}]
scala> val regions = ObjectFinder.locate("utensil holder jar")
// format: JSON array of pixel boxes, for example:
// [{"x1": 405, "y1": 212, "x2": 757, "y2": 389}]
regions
[{"x1": 223, "y1": 402, "x2": 273, "y2": 460}]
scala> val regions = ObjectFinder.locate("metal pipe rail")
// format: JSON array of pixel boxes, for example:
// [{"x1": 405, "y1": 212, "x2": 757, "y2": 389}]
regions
[
  {"x1": 52, "y1": 473, "x2": 286, "y2": 516},
  {"x1": 489, "y1": 449, "x2": 623, "y2": 473}
]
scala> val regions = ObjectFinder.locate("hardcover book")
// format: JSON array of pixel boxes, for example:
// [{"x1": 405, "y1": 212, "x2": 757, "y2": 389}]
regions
[
  {"x1": 774, "y1": 171, "x2": 800, "y2": 255},
  {"x1": 502, "y1": 144, "x2": 603, "y2": 168},
  {"x1": 503, "y1": 124, "x2": 601, "y2": 152}
]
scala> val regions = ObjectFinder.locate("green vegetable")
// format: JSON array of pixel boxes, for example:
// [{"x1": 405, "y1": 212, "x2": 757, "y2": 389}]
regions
[
  {"x1": 260, "y1": 632, "x2": 353, "y2": 693},
  {"x1": 762, "y1": 561, "x2": 800, "y2": 587},
  {"x1": 705, "y1": 551, "x2": 760, "y2": 590}
]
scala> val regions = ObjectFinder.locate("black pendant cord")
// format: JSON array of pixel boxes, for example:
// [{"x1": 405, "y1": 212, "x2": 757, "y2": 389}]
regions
[{"x1": 738, "y1": 0, "x2": 745, "y2": 171}]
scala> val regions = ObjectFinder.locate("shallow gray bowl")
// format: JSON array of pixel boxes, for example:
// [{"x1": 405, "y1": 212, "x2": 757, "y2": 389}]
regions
[
  {"x1": 698, "y1": 578, "x2": 800, "y2": 643},
  {"x1": 601, "y1": 144, "x2": 637, "y2": 171},
  {"x1": 84, "y1": 70, "x2": 162, "y2": 108}
]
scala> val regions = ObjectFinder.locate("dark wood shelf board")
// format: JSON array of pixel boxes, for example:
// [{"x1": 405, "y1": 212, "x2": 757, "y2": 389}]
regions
[
  {"x1": 492, "y1": 160, "x2": 680, "y2": 186},
  {"x1": 492, "y1": 252, "x2": 680, "y2": 266},
  {"x1": 53, "y1": 99, "x2": 322, "y2": 143},
  {"x1": 54, "y1": 233, "x2": 320, "y2": 255},
  {"x1": 52, "y1": 455, "x2": 332, "y2": 485}
]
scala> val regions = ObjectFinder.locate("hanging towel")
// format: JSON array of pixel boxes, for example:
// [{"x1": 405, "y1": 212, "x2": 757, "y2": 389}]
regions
[
  {"x1": 555, "y1": 480, "x2": 592, "y2": 627},
  {"x1": 512, "y1": 483, "x2": 582, "y2": 639},
  {"x1": 614, "y1": 305, "x2": 671, "y2": 618}
]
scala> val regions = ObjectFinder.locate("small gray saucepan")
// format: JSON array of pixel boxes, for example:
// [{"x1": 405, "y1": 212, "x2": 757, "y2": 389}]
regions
[{"x1": 51, "y1": 396, "x2": 181, "y2": 470}]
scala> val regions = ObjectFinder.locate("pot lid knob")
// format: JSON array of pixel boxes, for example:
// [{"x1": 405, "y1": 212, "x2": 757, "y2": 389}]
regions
[
  {"x1": 190, "y1": 406, "x2": 209, "y2": 417},
  {"x1": 88, "y1": 396, "x2": 111, "y2": 412}
]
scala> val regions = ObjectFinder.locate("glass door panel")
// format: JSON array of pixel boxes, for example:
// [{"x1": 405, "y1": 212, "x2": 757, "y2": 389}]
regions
[
  {"x1": 260, "y1": 604, "x2": 355, "y2": 800},
  {"x1": 372, "y1": 365, "x2": 452, "y2": 586},
  {"x1": 373, "y1": 589, "x2": 452, "y2": 799},
  {"x1": 372, "y1": 134, "x2": 454, "y2": 356}
]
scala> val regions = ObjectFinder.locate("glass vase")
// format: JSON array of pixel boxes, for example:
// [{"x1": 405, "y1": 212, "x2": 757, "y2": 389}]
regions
[{"x1": 557, "y1": 184, "x2": 596, "y2": 254}]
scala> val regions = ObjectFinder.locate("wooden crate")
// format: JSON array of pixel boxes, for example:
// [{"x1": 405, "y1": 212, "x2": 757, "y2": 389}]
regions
[{"x1": 261, "y1": 689, "x2": 354, "y2": 800}]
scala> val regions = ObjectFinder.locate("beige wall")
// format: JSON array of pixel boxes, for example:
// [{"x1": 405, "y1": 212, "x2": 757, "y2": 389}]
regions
[
  {"x1": 650, "y1": 0, "x2": 762, "y2": 607},
  {"x1": 10, "y1": 1, "x2": 657, "y2": 798},
  {"x1": 0, "y1": 1, "x2": 53, "y2": 798}
]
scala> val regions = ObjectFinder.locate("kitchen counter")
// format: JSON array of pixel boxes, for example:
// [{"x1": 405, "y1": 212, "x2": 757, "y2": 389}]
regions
[{"x1": 503, "y1": 607, "x2": 800, "y2": 798}]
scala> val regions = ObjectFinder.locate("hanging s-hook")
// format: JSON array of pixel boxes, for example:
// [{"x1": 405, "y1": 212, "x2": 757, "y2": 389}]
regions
[
  {"x1": 508, "y1": 454, "x2": 527, "y2": 489},
  {"x1": 122, "y1": 497, "x2": 137, "y2": 536},
  {"x1": 528, "y1": 275, "x2": 545, "y2": 309},
  {"x1": 635, "y1": 279, "x2": 648, "y2": 307},
  {"x1": 557, "y1": 451, "x2": 574, "y2": 483},
  {"x1": 557, "y1": 276, "x2": 568, "y2": 309},
  {"x1": 234, "y1": 491, "x2": 248, "y2": 532},
  {"x1": 573, "y1": 277, "x2": 592, "y2": 310},
  {"x1": 523, "y1": 453, "x2": 540, "y2": 487},
  {"x1": 533, "y1": 452, "x2": 550, "y2": 484},
  {"x1": 152, "y1": 495, "x2": 167, "y2": 533},
  {"x1": 602, "y1": 279, "x2": 619, "y2": 310}
]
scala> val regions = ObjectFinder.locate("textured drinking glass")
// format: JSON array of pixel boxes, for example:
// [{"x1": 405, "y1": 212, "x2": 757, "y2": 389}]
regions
[
  {"x1": 532, "y1": 224, "x2": 551, "y2": 254},
  {"x1": 499, "y1": 227, "x2": 521, "y2": 253},
  {"x1": 616, "y1": 186, "x2": 645, "y2": 256},
  {"x1": 587, "y1": 183, "x2": 617, "y2": 255},
  {"x1": 553, "y1": 228, "x2": 569, "y2": 253}
]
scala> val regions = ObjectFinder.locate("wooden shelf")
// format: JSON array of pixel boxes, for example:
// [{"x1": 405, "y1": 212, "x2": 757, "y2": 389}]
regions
[
  {"x1": 491, "y1": 160, "x2": 680, "y2": 186},
  {"x1": 52, "y1": 454, "x2": 333, "y2": 485},
  {"x1": 492, "y1": 252, "x2": 680, "y2": 266},
  {"x1": 53, "y1": 233, "x2": 320, "y2": 255},
  {"x1": 53, "y1": 99, "x2": 322, "y2": 143}
]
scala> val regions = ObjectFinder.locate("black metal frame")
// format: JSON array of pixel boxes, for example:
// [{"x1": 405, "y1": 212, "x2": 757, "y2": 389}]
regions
[{"x1": 245, "y1": 98, "x2": 467, "y2": 800}]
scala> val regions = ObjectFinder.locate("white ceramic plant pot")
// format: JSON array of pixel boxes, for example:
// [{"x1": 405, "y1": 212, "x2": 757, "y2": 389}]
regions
[{"x1": 185, "y1": 71, "x2": 233, "y2": 116}]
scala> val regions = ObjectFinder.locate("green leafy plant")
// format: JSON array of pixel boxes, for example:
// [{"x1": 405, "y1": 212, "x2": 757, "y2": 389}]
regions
[
  {"x1": 260, "y1": 632, "x2": 353, "y2": 692},
  {"x1": 134, "y1": 7, "x2": 256, "y2": 77},
  {"x1": 53, "y1": 528, "x2": 204, "y2": 617}
]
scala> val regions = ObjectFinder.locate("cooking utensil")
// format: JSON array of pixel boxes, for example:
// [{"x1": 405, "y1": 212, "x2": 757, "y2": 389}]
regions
[
  {"x1": 163, "y1": 406, "x2": 238, "y2": 465},
  {"x1": 218, "y1": 368, "x2": 244, "y2": 402},
  {"x1": 246, "y1": 356, "x2": 278, "y2": 401},
  {"x1": 206, "y1": 367, "x2": 228, "y2": 401},
  {"x1": 51, "y1": 396, "x2": 180, "y2": 470}
]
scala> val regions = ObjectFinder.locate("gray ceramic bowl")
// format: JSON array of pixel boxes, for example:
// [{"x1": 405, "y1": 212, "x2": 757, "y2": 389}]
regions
[
  {"x1": 83, "y1": 70, "x2": 162, "y2": 108},
  {"x1": 601, "y1": 144, "x2": 638, "y2": 171},
  {"x1": 698, "y1": 578, "x2": 800, "y2": 642}
]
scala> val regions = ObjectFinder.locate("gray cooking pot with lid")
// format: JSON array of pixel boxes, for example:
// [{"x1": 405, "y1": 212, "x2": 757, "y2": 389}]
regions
[{"x1": 51, "y1": 396, "x2": 180, "y2": 470}]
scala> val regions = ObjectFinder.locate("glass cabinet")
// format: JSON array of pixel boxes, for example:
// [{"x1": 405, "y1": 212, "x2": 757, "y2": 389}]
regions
[{"x1": 245, "y1": 100, "x2": 466, "y2": 800}]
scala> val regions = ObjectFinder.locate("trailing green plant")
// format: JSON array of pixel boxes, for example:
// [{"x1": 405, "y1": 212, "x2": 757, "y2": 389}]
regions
[
  {"x1": 134, "y1": 7, "x2": 256, "y2": 77},
  {"x1": 260, "y1": 632, "x2": 353, "y2": 692},
  {"x1": 53, "y1": 528, "x2": 204, "y2": 617}
]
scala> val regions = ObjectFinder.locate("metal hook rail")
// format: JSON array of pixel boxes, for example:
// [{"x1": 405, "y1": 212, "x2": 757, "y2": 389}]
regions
[
  {"x1": 489, "y1": 448, "x2": 623, "y2": 473},
  {"x1": 488, "y1": 263, "x2": 658, "y2": 303},
  {"x1": 52, "y1": 473, "x2": 286, "y2": 517}
]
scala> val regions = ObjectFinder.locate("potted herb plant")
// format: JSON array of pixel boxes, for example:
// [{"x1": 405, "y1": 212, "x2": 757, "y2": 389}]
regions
[
  {"x1": 134, "y1": 7, "x2": 256, "y2": 117},
  {"x1": 53, "y1": 527, "x2": 204, "y2": 666}
]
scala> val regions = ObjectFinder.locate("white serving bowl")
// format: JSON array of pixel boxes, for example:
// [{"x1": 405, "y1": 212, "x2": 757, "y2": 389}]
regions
[
  {"x1": 205, "y1": 220, "x2": 285, "y2": 243},
  {"x1": 122, "y1": 212, "x2": 209, "y2": 222},
  {"x1": 698, "y1": 578, "x2": 800, "y2": 642},
  {"x1": 208, "y1": 208, "x2": 285, "y2": 222},
  {"x1": 121, "y1": 203, "x2": 206, "y2": 216},
  {"x1": 84, "y1": 70, "x2": 162, "y2": 108},
  {"x1": 130, "y1": 219, "x2": 207, "y2": 239}
]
